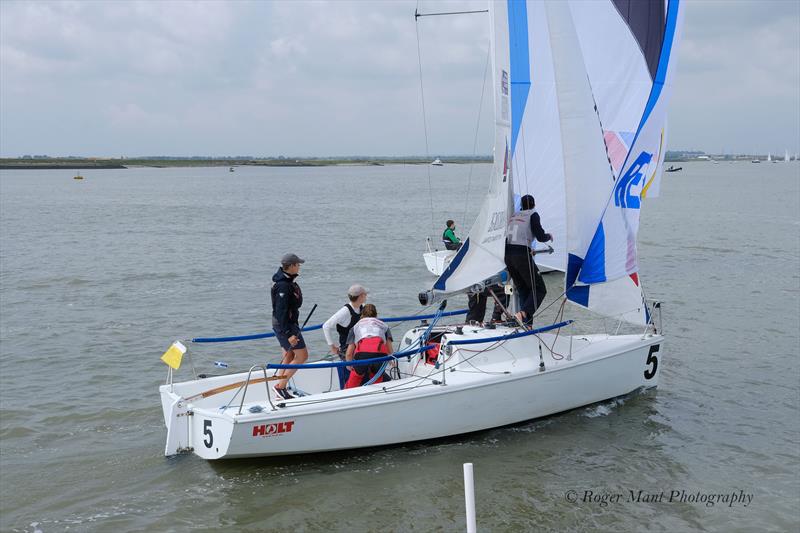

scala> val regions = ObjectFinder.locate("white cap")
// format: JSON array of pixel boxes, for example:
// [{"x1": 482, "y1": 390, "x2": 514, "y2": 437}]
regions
[{"x1": 347, "y1": 284, "x2": 368, "y2": 297}]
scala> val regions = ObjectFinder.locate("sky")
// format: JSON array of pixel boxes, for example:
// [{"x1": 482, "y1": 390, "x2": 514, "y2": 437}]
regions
[{"x1": 1, "y1": 0, "x2": 798, "y2": 158}]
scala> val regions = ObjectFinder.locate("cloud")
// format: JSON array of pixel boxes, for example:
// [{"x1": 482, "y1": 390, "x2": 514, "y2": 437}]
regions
[
  {"x1": 1, "y1": 0, "x2": 797, "y2": 156},
  {"x1": 670, "y1": 0, "x2": 800, "y2": 154}
]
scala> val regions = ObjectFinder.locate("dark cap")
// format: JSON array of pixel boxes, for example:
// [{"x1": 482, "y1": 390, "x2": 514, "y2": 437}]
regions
[{"x1": 280, "y1": 253, "x2": 305, "y2": 268}]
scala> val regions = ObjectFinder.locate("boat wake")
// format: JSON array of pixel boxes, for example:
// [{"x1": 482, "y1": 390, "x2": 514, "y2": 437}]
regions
[{"x1": 581, "y1": 397, "x2": 627, "y2": 418}]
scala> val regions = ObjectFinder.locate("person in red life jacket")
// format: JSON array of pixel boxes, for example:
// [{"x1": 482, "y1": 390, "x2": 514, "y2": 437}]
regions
[
  {"x1": 505, "y1": 194, "x2": 552, "y2": 324},
  {"x1": 322, "y1": 284, "x2": 368, "y2": 389},
  {"x1": 343, "y1": 304, "x2": 394, "y2": 389},
  {"x1": 270, "y1": 253, "x2": 309, "y2": 400}
]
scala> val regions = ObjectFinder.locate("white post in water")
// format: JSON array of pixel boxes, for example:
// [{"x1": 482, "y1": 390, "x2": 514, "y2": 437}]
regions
[{"x1": 464, "y1": 463, "x2": 477, "y2": 533}]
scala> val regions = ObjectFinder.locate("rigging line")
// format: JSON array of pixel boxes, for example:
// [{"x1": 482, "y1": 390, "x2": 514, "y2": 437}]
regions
[
  {"x1": 414, "y1": 1, "x2": 436, "y2": 236},
  {"x1": 517, "y1": 121, "x2": 541, "y2": 322},
  {"x1": 532, "y1": 287, "x2": 569, "y2": 320},
  {"x1": 519, "y1": 111, "x2": 531, "y2": 210},
  {"x1": 415, "y1": 9, "x2": 488, "y2": 19},
  {"x1": 462, "y1": 44, "x2": 492, "y2": 228}
]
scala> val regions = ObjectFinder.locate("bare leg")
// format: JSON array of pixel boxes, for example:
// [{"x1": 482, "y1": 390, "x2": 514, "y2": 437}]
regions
[{"x1": 278, "y1": 348, "x2": 308, "y2": 389}]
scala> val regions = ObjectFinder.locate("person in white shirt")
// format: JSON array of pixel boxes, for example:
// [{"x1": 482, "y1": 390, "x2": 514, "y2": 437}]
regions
[{"x1": 322, "y1": 284, "x2": 368, "y2": 388}]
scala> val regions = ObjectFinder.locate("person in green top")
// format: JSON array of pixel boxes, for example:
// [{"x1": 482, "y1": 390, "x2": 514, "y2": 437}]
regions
[{"x1": 442, "y1": 220, "x2": 461, "y2": 251}]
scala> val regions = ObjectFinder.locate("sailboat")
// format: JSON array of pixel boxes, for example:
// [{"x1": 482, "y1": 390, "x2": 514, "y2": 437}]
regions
[
  {"x1": 784, "y1": 150, "x2": 790, "y2": 163},
  {"x1": 423, "y1": 237, "x2": 458, "y2": 275},
  {"x1": 158, "y1": 0, "x2": 683, "y2": 460},
  {"x1": 768, "y1": 152, "x2": 773, "y2": 163}
]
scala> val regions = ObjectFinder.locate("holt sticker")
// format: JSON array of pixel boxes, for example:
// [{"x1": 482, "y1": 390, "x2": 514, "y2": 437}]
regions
[{"x1": 252, "y1": 421, "x2": 295, "y2": 437}]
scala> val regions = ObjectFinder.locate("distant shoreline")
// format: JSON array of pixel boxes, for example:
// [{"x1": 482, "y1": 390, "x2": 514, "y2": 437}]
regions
[
  {"x1": 2, "y1": 155, "x2": 786, "y2": 170},
  {"x1": 0, "y1": 157, "x2": 493, "y2": 170}
]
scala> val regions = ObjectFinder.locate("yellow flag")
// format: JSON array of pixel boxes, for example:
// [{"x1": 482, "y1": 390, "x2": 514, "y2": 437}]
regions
[{"x1": 161, "y1": 341, "x2": 186, "y2": 369}]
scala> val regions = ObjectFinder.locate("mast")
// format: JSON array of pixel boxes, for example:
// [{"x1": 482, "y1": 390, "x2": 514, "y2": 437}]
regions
[{"x1": 425, "y1": 1, "x2": 513, "y2": 299}]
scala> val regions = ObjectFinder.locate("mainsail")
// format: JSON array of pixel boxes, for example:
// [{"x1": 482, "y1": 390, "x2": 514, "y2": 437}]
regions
[
  {"x1": 432, "y1": 0, "x2": 683, "y2": 325},
  {"x1": 431, "y1": 1, "x2": 512, "y2": 295}
]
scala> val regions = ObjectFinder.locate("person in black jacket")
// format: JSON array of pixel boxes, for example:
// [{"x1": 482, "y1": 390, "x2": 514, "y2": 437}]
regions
[
  {"x1": 505, "y1": 195, "x2": 552, "y2": 324},
  {"x1": 271, "y1": 253, "x2": 308, "y2": 400}
]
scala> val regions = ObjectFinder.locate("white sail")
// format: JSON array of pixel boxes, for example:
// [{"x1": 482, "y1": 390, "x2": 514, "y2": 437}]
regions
[
  {"x1": 785, "y1": 150, "x2": 790, "y2": 162},
  {"x1": 433, "y1": 0, "x2": 683, "y2": 324},
  {"x1": 562, "y1": 0, "x2": 683, "y2": 324},
  {"x1": 508, "y1": 0, "x2": 677, "y2": 274},
  {"x1": 507, "y1": 0, "x2": 567, "y2": 272},
  {"x1": 431, "y1": 1, "x2": 512, "y2": 295},
  {"x1": 545, "y1": 0, "x2": 615, "y2": 270}
]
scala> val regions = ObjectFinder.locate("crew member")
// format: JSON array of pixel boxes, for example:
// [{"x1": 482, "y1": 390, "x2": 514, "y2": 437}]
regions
[
  {"x1": 466, "y1": 284, "x2": 510, "y2": 324},
  {"x1": 322, "y1": 284, "x2": 368, "y2": 389},
  {"x1": 344, "y1": 304, "x2": 393, "y2": 389},
  {"x1": 442, "y1": 220, "x2": 461, "y2": 251},
  {"x1": 271, "y1": 253, "x2": 309, "y2": 400},
  {"x1": 504, "y1": 195, "x2": 552, "y2": 324}
]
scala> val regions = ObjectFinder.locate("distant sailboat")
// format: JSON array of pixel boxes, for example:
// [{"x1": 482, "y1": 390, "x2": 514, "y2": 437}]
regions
[
  {"x1": 767, "y1": 152, "x2": 772, "y2": 162},
  {"x1": 73, "y1": 173, "x2": 84, "y2": 180},
  {"x1": 784, "y1": 150, "x2": 790, "y2": 163}
]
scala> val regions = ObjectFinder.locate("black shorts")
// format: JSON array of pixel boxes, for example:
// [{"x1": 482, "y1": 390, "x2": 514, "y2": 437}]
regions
[{"x1": 274, "y1": 331, "x2": 306, "y2": 351}]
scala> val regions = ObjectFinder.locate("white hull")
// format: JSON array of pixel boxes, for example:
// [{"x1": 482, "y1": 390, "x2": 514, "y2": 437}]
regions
[
  {"x1": 423, "y1": 250, "x2": 457, "y2": 276},
  {"x1": 161, "y1": 325, "x2": 663, "y2": 460}
]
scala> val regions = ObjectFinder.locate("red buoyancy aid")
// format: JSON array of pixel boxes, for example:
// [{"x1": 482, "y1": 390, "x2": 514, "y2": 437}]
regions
[
  {"x1": 354, "y1": 336, "x2": 389, "y2": 357},
  {"x1": 345, "y1": 336, "x2": 391, "y2": 389},
  {"x1": 424, "y1": 343, "x2": 440, "y2": 365}
]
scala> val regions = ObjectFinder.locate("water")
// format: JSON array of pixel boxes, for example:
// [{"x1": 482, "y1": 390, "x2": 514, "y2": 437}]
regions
[{"x1": 1, "y1": 162, "x2": 798, "y2": 531}]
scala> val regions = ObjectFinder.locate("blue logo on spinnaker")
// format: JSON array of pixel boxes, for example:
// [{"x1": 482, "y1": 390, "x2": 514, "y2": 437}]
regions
[{"x1": 614, "y1": 151, "x2": 653, "y2": 209}]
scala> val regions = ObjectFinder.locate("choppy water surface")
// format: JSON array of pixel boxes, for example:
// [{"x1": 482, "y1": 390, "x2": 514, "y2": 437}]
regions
[{"x1": 1, "y1": 162, "x2": 798, "y2": 532}]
